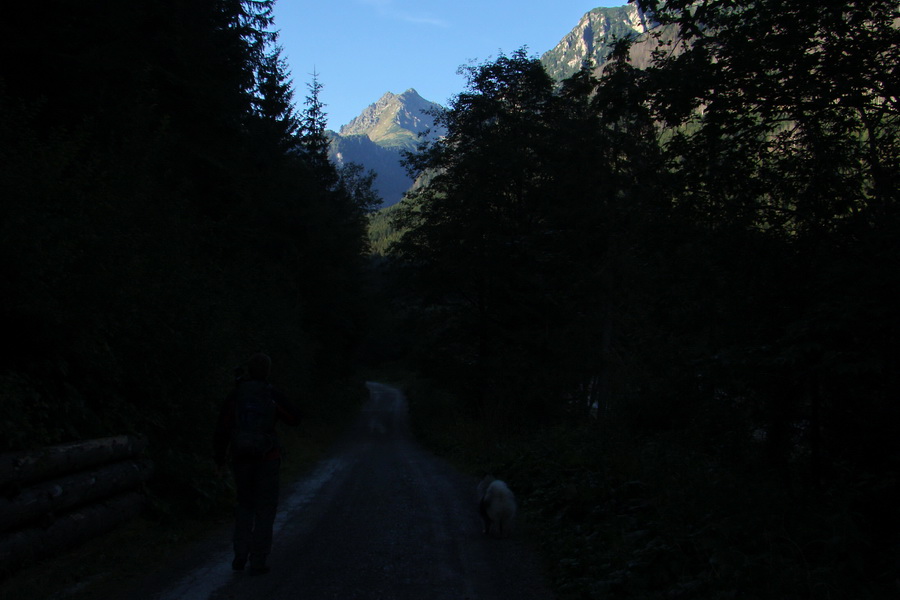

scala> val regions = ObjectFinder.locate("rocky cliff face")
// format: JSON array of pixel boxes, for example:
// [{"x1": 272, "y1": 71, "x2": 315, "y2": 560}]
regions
[
  {"x1": 541, "y1": 4, "x2": 655, "y2": 80},
  {"x1": 339, "y1": 89, "x2": 445, "y2": 151}
]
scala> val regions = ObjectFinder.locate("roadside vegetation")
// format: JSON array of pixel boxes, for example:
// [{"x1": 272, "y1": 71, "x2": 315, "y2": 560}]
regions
[
  {"x1": 1, "y1": 0, "x2": 374, "y2": 595},
  {"x1": 381, "y1": 1, "x2": 900, "y2": 598}
]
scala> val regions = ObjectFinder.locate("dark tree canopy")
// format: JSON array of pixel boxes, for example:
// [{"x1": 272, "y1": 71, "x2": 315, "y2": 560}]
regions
[
  {"x1": 385, "y1": 3, "x2": 899, "y2": 596},
  {"x1": 0, "y1": 0, "x2": 376, "y2": 514}
]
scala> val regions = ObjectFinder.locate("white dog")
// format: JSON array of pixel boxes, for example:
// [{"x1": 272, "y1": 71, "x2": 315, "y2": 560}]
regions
[{"x1": 478, "y1": 476, "x2": 517, "y2": 537}]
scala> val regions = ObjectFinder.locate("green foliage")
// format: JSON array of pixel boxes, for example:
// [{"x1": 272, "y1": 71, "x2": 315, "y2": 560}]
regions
[{"x1": 367, "y1": 201, "x2": 408, "y2": 256}]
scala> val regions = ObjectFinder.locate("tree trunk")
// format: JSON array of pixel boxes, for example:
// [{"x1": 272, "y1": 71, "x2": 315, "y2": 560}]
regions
[
  {"x1": 0, "y1": 435, "x2": 147, "y2": 489},
  {"x1": 0, "y1": 492, "x2": 145, "y2": 574},
  {"x1": 0, "y1": 459, "x2": 153, "y2": 534}
]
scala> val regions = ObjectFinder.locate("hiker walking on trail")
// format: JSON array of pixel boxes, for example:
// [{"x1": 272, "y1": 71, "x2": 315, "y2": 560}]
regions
[{"x1": 214, "y1": 352, "x2": 301, "y2": 575}]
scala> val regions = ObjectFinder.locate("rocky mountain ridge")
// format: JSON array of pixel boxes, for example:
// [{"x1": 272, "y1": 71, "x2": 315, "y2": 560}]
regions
[
  {"x1": 540, "y1": 4, "x2": 656, "y2": 80},
  {"x1": 339, "y1": 88, "x2": 445, "y2": 150}
]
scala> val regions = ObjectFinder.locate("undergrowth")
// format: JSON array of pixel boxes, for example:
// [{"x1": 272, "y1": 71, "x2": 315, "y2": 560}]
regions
[{"x1": 402, "y1": 376, "x2": 898, "y2": 600}]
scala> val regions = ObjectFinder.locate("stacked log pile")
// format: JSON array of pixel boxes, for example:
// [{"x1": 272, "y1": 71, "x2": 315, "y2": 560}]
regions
[{"x1": 0, "y1": 435, "x2": 152, "y2": 574}]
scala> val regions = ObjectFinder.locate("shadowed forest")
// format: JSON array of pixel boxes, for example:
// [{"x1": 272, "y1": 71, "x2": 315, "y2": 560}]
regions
[
  {"x1": 1, "y1": 0, "x2": 377, "y2": 523},
  {"x1": 2, "y1": 0, "x2": 899, "y2": 598}
]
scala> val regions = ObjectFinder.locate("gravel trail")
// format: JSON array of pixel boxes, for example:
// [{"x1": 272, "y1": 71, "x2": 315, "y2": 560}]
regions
[{"x1": 130, "y1": 382, "x2": 554, "y2": 600}]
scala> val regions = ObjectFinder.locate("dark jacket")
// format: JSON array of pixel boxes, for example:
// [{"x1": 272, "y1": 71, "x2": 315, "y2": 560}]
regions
[{"x1": 214, "y1": 378, "x2": 301, "y2": 466}]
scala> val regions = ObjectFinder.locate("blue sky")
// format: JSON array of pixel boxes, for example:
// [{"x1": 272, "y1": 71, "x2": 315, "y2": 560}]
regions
[{"x1": 272, "y1": 1, "x2": 629, "y2": 131}]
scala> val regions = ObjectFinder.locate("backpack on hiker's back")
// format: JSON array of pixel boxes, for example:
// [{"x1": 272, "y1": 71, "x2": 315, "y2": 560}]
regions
[{"x1": 231, "y1": 379, "x2": 277, "y2": 458}]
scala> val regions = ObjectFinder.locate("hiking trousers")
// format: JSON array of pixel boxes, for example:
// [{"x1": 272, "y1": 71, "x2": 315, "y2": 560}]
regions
[{"x1": 231, "y1": 458, "x2": 280, "y2": 567}]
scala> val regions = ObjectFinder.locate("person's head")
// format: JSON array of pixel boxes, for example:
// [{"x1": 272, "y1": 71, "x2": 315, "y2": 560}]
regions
[{"x1": 247, "y1": 352, "x2": 272, "y2": 380}]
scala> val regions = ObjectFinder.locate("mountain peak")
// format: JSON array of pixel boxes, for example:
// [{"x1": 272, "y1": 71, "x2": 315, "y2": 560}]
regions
[
  {"x1": 540, "y1": 4, "x2": 654, "y2": 80},
  {"x1": 329, "y1": 89, "x2": 446, "y2": 207},
  {"x1": 338, "y1": 89, "x2": 445, "y2": 149}
]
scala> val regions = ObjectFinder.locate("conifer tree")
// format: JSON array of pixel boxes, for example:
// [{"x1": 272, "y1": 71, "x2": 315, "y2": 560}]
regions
[
  {"x1": 252, "y1": 46, "x2": 299, "y2": 153},
  {"x1": 299, "y1": 70, "x2": 338, "y2": 188}
]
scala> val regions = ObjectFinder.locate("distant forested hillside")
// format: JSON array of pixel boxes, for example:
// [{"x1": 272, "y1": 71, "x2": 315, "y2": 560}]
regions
[{"x1": 368, "y1": 202, "x2": 407, "y2": 256}]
